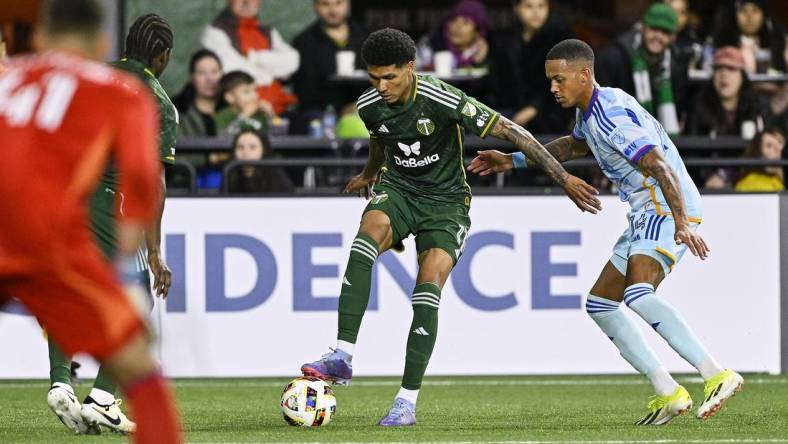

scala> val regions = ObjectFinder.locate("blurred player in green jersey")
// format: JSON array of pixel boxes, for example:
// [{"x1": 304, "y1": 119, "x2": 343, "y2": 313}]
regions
[{"x1": 46, "y1": 13, "x2": 176, "y2": 435}]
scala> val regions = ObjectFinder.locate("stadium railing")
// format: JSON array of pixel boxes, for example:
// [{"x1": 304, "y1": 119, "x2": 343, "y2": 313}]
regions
[
  {"x1": 177, "y1": 134, "x2": 754, "y2": 153},
  {"x1": 172, "y1": 135, "x2": 788, "y2": 195}
]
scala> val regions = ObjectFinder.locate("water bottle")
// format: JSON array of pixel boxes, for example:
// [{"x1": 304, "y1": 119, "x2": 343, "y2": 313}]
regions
[
  {"x1": 309, "y1": 118, "x2": 323, "y2": 139},
  {"x1": 322, "y1": 105, "x2": 337, "y2": 140},
  {"x1": 701, "y1": 42, "x2": 714, "y2": 73}
]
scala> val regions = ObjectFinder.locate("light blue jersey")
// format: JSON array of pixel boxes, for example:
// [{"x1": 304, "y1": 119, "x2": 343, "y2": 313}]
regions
[
  {"x1": 571, "y1": 87, "x2": 703, "y2": 275},
  {"x1": 572, "y1": 87, "x2": 702, "y2": 220}
]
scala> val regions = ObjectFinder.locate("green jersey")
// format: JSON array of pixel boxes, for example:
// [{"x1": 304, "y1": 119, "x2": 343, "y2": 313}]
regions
[
  {"x1": 357, "y1": 74, "x2": 499, "y2": 203},
  {"x1": 86, "y1": 58, "x2": 177, "y2": 265},
  {"x1": 102, "y1": 58, "x2": 177, "y2": 190}
]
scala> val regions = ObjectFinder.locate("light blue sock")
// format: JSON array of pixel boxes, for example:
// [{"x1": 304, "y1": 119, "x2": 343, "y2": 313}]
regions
[
  {"x1": 624, "y1": 283, "x2": 723, "y2": 379},
  {"x1": 585, "y1": 295, "x2": 663, "y2": 375}
]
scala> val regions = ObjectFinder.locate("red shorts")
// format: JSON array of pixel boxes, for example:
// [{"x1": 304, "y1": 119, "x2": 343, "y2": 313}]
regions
[{"x1": 0, "y1": 240, "x2": 144, "y2": 360}]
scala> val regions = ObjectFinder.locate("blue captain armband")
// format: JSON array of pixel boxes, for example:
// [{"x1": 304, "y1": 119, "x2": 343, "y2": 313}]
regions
[{"x1": 512, "y1": 152, "x2": 528, "y2": 169}]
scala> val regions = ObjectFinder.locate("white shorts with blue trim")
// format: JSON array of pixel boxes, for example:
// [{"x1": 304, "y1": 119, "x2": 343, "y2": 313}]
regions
[{"x1": 610, "y1": 209, "x2": 700, "y2": 277}]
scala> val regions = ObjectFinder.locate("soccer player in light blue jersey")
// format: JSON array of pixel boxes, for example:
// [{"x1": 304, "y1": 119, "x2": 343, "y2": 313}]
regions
[{"x1": 468, "y1": 39, "x2": 743, "y2": 425}]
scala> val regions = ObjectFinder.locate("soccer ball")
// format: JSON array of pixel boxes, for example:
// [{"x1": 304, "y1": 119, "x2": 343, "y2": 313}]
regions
[{"x1": 280, "y1": 376, "x2": 337, "y2": 427}]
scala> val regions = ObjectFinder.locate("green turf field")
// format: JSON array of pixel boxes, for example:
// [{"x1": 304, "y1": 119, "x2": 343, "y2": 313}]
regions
[{"x1": 0, "y1": 374, "x2": 786, "y2": 443}]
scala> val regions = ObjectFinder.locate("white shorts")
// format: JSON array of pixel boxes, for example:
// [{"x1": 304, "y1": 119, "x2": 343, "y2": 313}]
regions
[{"x1": 610, "y1": 209, "x2": 700, "y2": 277}]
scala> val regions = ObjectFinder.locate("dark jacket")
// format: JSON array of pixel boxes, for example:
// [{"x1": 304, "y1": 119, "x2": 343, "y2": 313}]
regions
[
  {"x1": 673, "y1": 26, "x2": 702, "y2": 71},
  {"x1": 684, "y1": 78, "x2": 770, "y2": 136},
  {"x1": 488, "y1": 16, "x2": 574, "y2": 133},
  {"x1": 172, "y1": 86, "x2": 217, "y2": 137},
  {"x1": 292, "y1": 20, "x2": 368, "y2": 113},
  {"x1": 176, "y1": 104, "x2": 216, "y2": 137},
  {"x1": 595, "y1": 26, "x2": 691, "y2": 119},
  {"x1": 226, "y1": 165, "x2": 295, "y2": 194}
]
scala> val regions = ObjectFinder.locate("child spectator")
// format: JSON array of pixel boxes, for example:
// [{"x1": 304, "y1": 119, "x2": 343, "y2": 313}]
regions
[
  {"x1": 215, "y1": 70, "x2": 271, "y2": 136},
  {"x1": 735, "y1": 127, "x2": 785, "y2": 192}
]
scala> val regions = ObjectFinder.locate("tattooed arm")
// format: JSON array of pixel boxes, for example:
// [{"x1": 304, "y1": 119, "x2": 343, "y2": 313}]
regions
[
  {"x1": 484, "y1": 116, "x2": 601, "y2": 213},
  {"x1": 544, "y1": 135, "x2": 590, "y2": 162},
  {"x1": 489, "y1": 116, "x2": 573, "y2": 185},
  {"x1": 638, "y1": 148, "x2": 709, "y2": 259},
  {"x1": 468, "y1": 135, "x2": 588, "y2": 175},
  {"x1": 344, "y1": 136, "x2": 385, "y2": 198}
]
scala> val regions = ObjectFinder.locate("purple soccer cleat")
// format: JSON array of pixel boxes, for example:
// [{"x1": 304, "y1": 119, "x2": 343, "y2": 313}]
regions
[
  {"x1": 301, "y1": 348, "x2": 353, "y2": 386},
  {"x1": 378, "y1": 398, "x2": 416, "y2": 427}
]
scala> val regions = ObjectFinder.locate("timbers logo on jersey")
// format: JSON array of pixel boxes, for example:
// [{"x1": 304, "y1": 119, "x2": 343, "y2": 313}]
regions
[{"x1": 357, "y1": 75, "x2": 499, "y2": 204}]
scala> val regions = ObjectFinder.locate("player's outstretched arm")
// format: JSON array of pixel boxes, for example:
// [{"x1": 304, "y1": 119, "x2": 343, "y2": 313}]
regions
[
  {"x1": 489, "y1": 116, "x2": 602, "y2": 213},
  {"x1": 543, "y1": 135, "x2": 590, "y2": 162},
  {"x1": 638, "y1": 149, "x2": 710, "y2": 259},
  {"x1": 344, "y1": 136, "x2": 385, "y2": 199},
  {"x1": 467, "y1": 150, "x2": 513, "y2": 175},
  {"x1": 468, "y1": 136, "x2": 589, "y2": 175}
]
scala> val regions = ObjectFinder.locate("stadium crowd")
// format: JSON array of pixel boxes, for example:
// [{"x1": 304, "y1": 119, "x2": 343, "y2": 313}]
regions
[{"x1": 4, "y1": 0, "x2": 787, "y2": 193}]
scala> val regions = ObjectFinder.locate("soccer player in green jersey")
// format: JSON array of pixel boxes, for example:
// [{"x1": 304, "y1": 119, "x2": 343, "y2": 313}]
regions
[
  {"x1": 301, "y1": 28, "x2": 601, "y2": 426},
  {"x1": 46, "y1": 14, "x2": 176, "y2": 435}
]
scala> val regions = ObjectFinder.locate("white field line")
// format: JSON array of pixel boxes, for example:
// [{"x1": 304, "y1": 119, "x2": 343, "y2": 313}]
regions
[{"x1": 1, "y1": 376, "x2": 787, "y2": 389}]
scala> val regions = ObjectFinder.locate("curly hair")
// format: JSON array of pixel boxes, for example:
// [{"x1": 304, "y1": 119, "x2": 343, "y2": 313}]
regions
[
  {"x1": 361, "y1": 28, "x2": 416, "y2": 67},
  {"x1": 125, "y1": 14, "x2": 173, "y2": 67}
]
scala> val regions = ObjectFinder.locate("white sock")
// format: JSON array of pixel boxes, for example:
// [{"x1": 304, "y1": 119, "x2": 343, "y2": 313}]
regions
[
  {"x1": 625, "y1": 283, "x2": 720, "y2": 377},
  {"x1": 647, "y1": 367, "x2": 679, "y2": 396},
  {"x1": 396, "y1": 387, "x2": 419, "y2": 406},
  {"x1": 336, "y1": 340, "x2": 355, "y2": 357},
  {"x1": 697, "y1": 357, "x2": 725, "y2": 380},
  {"x1": 88, "y1": 388, "x2": 115, "y2": 405},
  {"x1": 52, "y1": 382, "x2": 74, "y2": 394}
]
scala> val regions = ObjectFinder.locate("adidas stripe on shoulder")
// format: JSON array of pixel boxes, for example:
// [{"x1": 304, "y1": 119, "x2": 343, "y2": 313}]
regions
[
  {"x1": 417, "y1": 81, "x2": 461, "y2": 109},
  {"x1": 419, "y1": 80, "x2": 461, "y2": 101},
  {"x1": 357, "y1": 88, "x2": 382, "y2": 110}
]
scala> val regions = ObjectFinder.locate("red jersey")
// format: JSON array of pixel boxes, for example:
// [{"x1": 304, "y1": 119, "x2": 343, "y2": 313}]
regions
[{"x1": 0, "y1": 50, "x2": 160, "y2": 269}]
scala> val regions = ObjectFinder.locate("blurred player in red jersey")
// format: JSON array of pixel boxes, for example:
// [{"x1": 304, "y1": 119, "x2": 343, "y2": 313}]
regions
[{"x1": 0, "y1": 1, "x2": 181, "y2": 443}]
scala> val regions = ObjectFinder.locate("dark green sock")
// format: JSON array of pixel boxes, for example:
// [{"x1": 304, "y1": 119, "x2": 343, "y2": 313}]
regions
[
  {"x1": 337, "y1": 233, "x2": 379, "y2": 344},
  {"x1": 402, "y1": 282, "x2": 441, "y2": 390},
  {"x1": 48, "y1": 339, "x2": 72, "y2": 386},
  {"x1": 92, "y1": 365, "x2": 117, "y2": 395}
]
